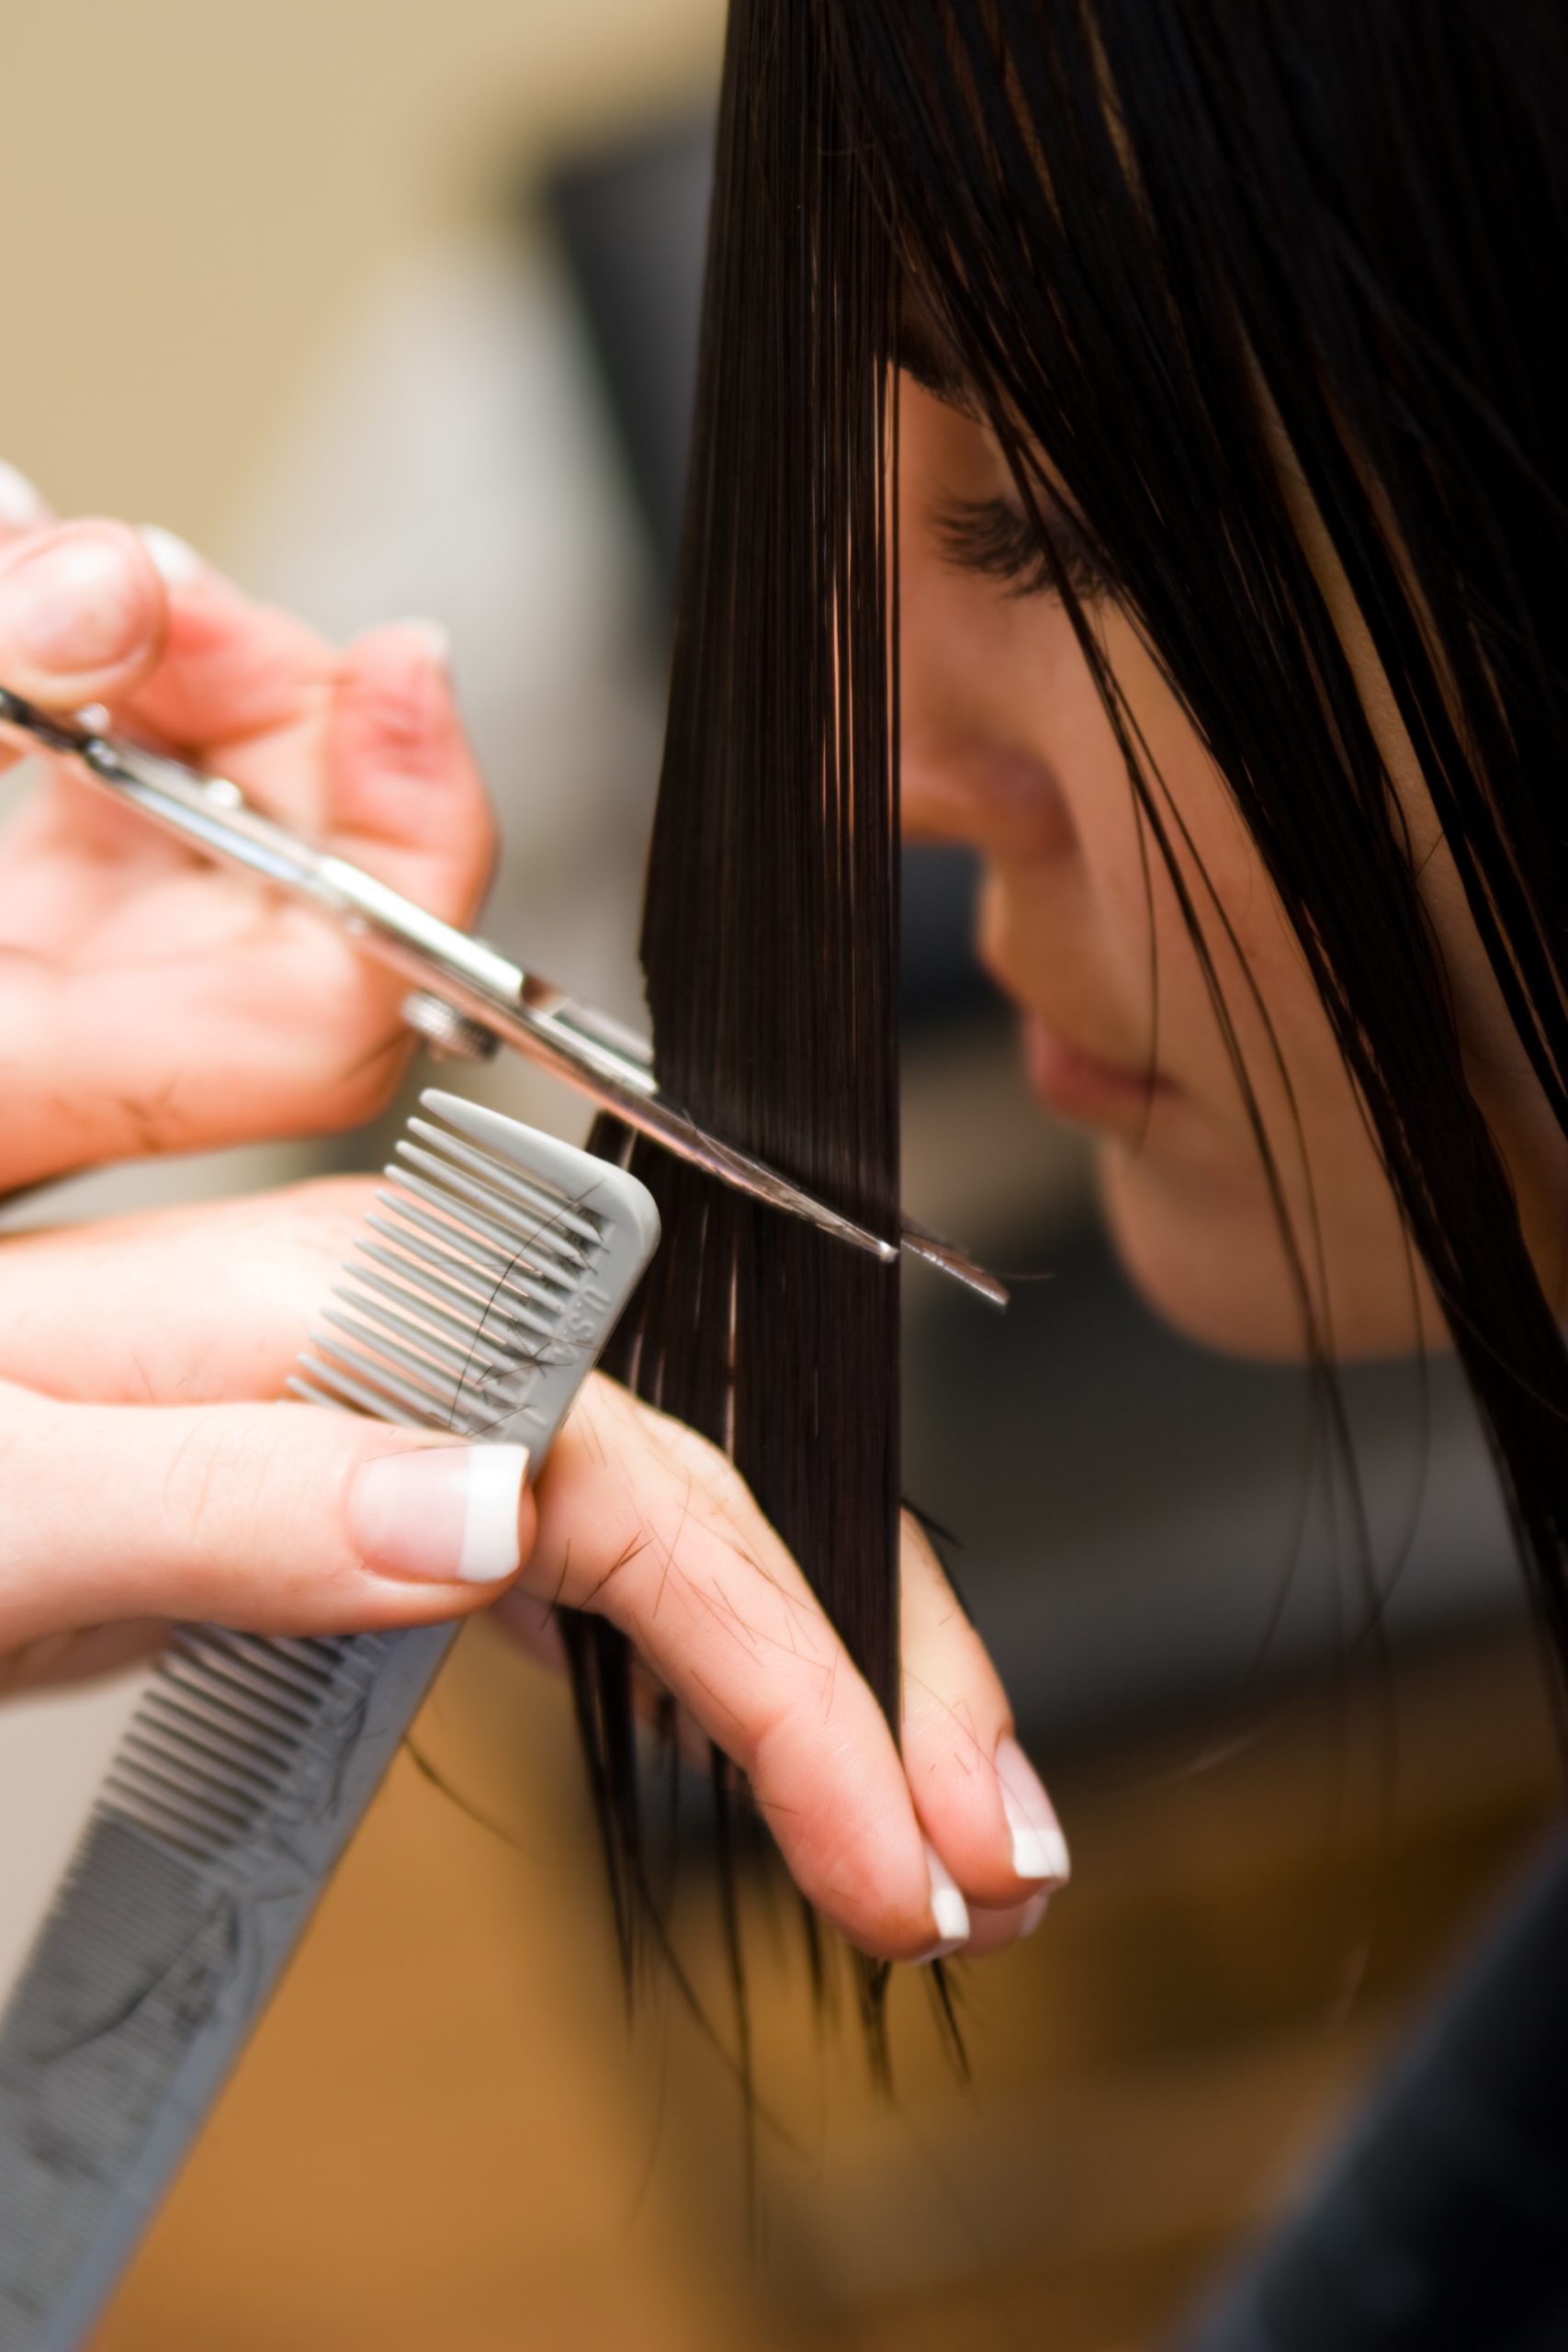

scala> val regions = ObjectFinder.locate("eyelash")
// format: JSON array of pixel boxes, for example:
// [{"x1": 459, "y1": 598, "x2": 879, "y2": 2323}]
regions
[{"x1": 932, "y1": 492, "x2": 1110, "y2": 602}]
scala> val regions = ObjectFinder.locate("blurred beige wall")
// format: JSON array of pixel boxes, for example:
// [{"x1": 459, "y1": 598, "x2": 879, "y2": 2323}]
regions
[{"x1": 3, "y1": 0, "x2": 724, "y2": 538}]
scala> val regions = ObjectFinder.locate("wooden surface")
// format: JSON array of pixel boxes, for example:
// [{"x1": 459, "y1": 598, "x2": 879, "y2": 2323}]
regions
[{"x1": 93, "y1": 1622, "x2": 1560, "y2": 2352}]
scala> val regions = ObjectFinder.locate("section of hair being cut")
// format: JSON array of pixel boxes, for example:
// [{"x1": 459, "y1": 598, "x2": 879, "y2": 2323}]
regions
[{"x1": 565, "y1": 0, "x2": 908, "y2": 2052}]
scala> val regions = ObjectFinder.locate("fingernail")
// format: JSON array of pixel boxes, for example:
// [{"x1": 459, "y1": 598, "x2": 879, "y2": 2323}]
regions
[
  {"x1": 1019, "y1": 1887, "x2": 1052, "y2": 1939},
  {"x1": 0, "y1": 527, "x2": 143, "y2": 672},
  {"x1": 138, "y1": 522, "x2": 206, "y2": 586},
  {"x1": 0, "y1": 461, "x2": 49, "y2": 530},
  {"x1": 348, "y1": 1442, "x2": 528, "y2": 1584},
  {"x1": 996, "y1": 1735, "x2": 1070, "y2": 1884},
  {"x1": 393, "y1": 617, "x2": 450, "y2": 668},
  {"x1": 917, "y1": 1840, "x2": 970, "y2": 1961}
]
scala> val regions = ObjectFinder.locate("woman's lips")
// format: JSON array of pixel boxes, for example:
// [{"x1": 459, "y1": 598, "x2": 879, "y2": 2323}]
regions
[{"x1": 1021, "y1": 1012, "x2": 1170, "y2": 1124}]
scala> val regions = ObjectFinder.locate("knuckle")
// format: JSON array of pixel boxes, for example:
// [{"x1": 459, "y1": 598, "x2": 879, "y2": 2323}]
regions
[
  {"x1": 575, "y1": 1484, "x2": 694, "y2": 1631},
  {"x1": 579, "y1": 1388, "x2": 742, "y2": 1538},
  {"x1": 650, "y1": 1413, "x2": 759, "y2": 1521}
]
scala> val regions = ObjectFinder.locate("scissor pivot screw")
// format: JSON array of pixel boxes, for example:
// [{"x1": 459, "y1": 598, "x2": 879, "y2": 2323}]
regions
[{"x1": 400, "y1": 989, "x2": 500, "y2": 1063}]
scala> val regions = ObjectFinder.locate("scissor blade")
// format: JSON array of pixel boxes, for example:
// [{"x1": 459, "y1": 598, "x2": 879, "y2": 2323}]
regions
[{"x1": 0, "y1": 685, "x2": 1007, "y2": 1304}]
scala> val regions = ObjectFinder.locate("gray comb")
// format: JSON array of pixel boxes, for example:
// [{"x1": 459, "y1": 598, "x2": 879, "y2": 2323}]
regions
[{"x1": 0, "y1": 1092, "x2": 659, "y2": 2351}]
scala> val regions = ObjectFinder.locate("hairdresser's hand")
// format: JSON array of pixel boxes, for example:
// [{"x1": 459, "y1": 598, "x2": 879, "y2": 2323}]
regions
[
  {"x1": 0, "y1": 468, "x2": 495, "y2": 1195},
  {"x1": 0, "y1": 1182, "x2": 1066, "y2": 1966}
]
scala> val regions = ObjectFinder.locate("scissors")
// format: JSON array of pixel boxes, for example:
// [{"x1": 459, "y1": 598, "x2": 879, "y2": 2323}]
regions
[{"x1": 0, "y1": 684, "x2": 1005, "y2": 1306}]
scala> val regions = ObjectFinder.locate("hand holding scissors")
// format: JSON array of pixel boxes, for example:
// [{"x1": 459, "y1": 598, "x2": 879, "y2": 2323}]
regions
[{"x1": 0, "y1": 483, "x2": 496, "y2": 1198}]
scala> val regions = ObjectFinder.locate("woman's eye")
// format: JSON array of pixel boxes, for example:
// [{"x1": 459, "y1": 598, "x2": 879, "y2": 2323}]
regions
[{"x1": 932, "y1": 492, "x2": 1110, "y2": 602}]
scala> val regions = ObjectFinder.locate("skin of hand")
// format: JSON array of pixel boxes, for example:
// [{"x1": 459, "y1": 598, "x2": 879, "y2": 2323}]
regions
[
  {"x1": 0, "y1": 485, "x2": 497, "y2": 1193},
  {"x1": 898, "y1": 375, "x2": 1568, "y2": 1359},
  {"x1": 0, "y1": 1183, "x2": 1067, "y2": 1963},
  {"x1": 0, "y1": 463, "x2": 1064, "y2": 1965}
]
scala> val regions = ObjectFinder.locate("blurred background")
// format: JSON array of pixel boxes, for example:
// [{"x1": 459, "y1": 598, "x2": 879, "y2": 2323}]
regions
[{"x1": 0, "y1": 3, "x2": 1558, "y2": 2346}]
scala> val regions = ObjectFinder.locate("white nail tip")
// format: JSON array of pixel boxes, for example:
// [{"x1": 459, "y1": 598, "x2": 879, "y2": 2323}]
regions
[
  {"x1": 997, "y1": 1736, "x2": 1071, "y2": 1884},
  {"x1": 457, "y1": 1443, "x2": 529, "y2": 1582},
  {"x1": 139, "y1": 523, "x2": 205, "y2": 584},
  {"x1": 924, "y1": 1841, "x2": 970, "y2": 1945},
  {"x1": 351, "y1": 1442, "x2": 528, "y2": 1585},
  {"x1": 1010, "y1": 1818, "x2": 1070, "y2": 1883},
  {"x1": 0, "y1": 460, "x2": 48, "y2": 528}
]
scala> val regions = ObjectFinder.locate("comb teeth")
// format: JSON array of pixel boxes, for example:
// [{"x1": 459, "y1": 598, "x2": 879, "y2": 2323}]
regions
[
  {"x1": 286, "y1": 1102, "x2": 607, "y2": 1437},
  {"x1": 111, "y1": 1104, "x2": 633, "y2": 1862},
  {"x1": 102, "y1": 1628, "x2": 378, "y2": 1863}
]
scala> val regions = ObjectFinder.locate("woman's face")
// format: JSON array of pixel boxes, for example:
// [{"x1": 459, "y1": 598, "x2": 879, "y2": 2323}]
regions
[{"x1": 897, "y1": 370, "x2": 1568, "y2": 1360}]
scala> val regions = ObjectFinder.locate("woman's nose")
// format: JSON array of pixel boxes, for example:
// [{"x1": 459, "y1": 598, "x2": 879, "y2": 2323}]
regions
[
  {"x1": 897, "y1": 522, "x2": 1078, "y2": 860},
  {"x1": 901, "y1": 729, "x2": 1077, "y2": 863}
]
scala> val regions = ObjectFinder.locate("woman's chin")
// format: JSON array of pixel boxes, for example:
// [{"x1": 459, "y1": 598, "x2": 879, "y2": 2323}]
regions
[{"x1": 1097, "y1": 1147, "x2": 1433, "y2": 1364}]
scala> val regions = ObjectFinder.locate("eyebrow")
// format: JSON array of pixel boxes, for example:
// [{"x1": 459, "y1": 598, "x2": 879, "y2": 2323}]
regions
[{"x1": 895, "y1": 307, "x2": 985, "y2": 420}]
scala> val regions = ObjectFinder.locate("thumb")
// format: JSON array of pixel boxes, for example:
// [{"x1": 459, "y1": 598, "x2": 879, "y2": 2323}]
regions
[
  {"x1": 0, "y1": 520, "x2": 166, "y2": 708},
  {"x1": 0, "y1": 1381, "x2": 538, "y2": 1653}
]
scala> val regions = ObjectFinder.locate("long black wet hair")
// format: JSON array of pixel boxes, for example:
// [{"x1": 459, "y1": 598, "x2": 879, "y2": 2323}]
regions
[
  {"x1": 569, "y1": 0, "x2": 1568, "y2": 2019},
  {"x1": 569, "y1": 0, "x2": 907, "y2": 2051}
]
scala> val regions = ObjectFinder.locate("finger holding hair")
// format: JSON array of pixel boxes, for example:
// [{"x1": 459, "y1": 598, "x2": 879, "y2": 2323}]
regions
[
  {"x1": 504, "y1": 1379, "x2": 1012, "y2": 1966},
  {"x1": 897, "y1": 1511, "x2": 1068, "y2": 1935},
  {"x1": 0, "y1": 1193, "x2": 1055, "y2": 1962}
]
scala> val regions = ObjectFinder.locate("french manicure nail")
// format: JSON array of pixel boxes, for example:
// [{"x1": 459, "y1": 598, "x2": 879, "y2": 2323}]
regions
[
  {"x1": 996, "y1": 1735, "x2": 1070, "y2": 1884},
  {"x1": 1018, "y1": 1887, "x2": 1052, "y2": 1939},
  {"x1": 0, "y1": 528, "x2": 143, "y2": 673},
  {"x1": 348, "y1": 1442, "x2": 528, "y2": 1584},
  {"x1": 139, "y1": 522, "x2": 206, "y2": 586},
  {"x1": 0, "y1": 461, "x2": 49, "y2": 530}
]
